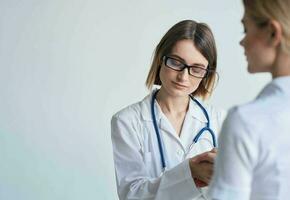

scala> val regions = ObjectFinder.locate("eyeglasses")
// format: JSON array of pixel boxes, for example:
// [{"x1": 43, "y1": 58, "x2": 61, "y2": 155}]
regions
[{"x1": 163, "y1": 56, "x2": 212, "y2": 78}]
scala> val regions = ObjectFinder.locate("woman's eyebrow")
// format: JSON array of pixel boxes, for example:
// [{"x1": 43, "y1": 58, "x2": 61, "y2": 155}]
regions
[
  {"x1": 170, "y1": 54, "x2": 206, "y2": 68},
  {"x1": 168, "y1": 54, "x2": 186, "y2": 62}
]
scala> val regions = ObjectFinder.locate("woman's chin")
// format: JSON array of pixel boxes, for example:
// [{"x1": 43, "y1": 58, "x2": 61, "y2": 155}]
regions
[{"x1": 247, "y1": 64, "x2": 257, "y2": 74}]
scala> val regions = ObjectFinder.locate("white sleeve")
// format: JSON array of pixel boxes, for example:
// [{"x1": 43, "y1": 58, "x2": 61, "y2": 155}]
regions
[
  {"x1": 111, "y1": 115, "x2": 201, "y2": 200},
  {"x1": 209, "y1": 107, "x2": 258, "y2": 200}
]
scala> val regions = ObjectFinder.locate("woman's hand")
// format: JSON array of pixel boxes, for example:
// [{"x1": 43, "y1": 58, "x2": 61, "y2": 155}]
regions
[
  {"x1": 189, "y1": 148, "x2": 217, "y2": 187},
  {"x1": 194, "y1": 178, "x2": 208, "y2": 187}
]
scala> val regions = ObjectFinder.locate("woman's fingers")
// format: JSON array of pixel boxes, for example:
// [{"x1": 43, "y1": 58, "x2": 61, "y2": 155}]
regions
[
  {"x1": 194, "y1": 178, "x2": 208, "y2": 187},
  {"x1": 189, "y1": 149, "x2": 218, "y2": 187},
  {"x1": 194, "y1": 150, "x2": 217, "y2": 164},
  {"x1": 211, "y1": 147, "x2": 218, "y2": 153},
  {"x1": 189, "y1": 158, "x2": 214, "y2": 184}
]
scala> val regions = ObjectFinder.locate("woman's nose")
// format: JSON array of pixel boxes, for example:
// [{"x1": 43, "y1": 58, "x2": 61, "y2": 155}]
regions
[
  {"x1": 178, "y1": 67, "x2": 189, "y2": 80},
  {"x1": 240, "y1": 37, "x2": 245, "y2": 47}
]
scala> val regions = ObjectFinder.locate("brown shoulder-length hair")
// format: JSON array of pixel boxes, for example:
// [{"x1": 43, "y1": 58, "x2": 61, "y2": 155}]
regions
[{"x1": 145, "y1": 20, "x2": 218, "y2": 100}]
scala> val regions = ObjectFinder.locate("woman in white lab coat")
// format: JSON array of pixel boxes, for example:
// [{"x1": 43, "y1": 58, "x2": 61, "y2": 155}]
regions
[
  {"x1": 209, "y1": 0, "x2": 290, "y2": 199},
  {"x1": 111, "y1": 20, "x2": 225, "y2": 200}
]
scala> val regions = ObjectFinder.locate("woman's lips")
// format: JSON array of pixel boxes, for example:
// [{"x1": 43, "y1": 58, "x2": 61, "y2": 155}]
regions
[{"x1": 173, "y1": 81, "x2": 188, "y2": 88}]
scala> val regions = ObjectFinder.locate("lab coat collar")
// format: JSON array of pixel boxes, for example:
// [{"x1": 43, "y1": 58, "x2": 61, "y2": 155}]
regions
[
  {"x1": 140, "y1": 89, "x2": 208, "y2": 123},
  {"x1": 271, "y1": 76, "x2": 290, "y2": 95},
  {"x1": 139, "y1": 91, "x2": 155, "y2": 122},
  {"x1": 188, "y1": 97, "x2": 208, "y2": 123},
  {"x1": 257, "y1": 76, "x2": 290, "y2": 99},
  {"x1": 140, "y1": 90, "x2": 162, "y2": 122}
]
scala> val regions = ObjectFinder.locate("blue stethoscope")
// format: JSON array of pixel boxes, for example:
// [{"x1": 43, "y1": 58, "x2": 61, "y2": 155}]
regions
[{"x1": 151, "y1": 90, "x2": 217, "y2": 169}]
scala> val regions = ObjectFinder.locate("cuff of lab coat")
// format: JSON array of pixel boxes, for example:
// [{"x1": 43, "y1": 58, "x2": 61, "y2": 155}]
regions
[
  {"x1": 160, "y1": 158, "x2": 201, "y2": 199},
  {"x1": 182, "y1": 158, "x2": 201, "y2": 198}
]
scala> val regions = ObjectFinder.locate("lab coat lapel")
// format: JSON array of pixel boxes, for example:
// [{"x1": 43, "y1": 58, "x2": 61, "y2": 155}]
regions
[
  {"x1": 179, "y1": 98, "x2": 208, "y2": 149},
  {"x1": 188, "y1": 97, "x2": 208, "y2": 123},
  {"x1": 139, "y1": 91, "x2": 184, "y2": 146},
  {"x1": 178, "y1": 110, "x2": 193, "y2": 147}
]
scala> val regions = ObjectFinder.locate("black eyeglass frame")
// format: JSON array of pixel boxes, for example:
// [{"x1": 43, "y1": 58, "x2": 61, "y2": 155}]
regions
[{"x1": 162, "y1": 55, "x2": 215, "y2": 79}]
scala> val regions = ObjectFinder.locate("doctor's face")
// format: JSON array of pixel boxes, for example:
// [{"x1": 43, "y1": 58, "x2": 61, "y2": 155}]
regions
[
  {"x1": 240, "y1": 13, "x2": 276, "y2": 73},
  {"x1": 159, "y1": 39, "x2": 208, "y2": 97}
]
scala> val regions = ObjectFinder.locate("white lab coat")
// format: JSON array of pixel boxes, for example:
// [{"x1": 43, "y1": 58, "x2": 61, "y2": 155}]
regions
[
  {"x1": 209, "y1": 76, "x2": 290, "y2": 200},
  {"x1": 111, "y1": 90, "x2": 225, "y2": 200}
]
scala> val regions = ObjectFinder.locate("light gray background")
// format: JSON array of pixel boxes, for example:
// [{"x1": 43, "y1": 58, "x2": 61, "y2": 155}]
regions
[{"x1": 0, "y1": 0, "x2": 270, "y2": 199}]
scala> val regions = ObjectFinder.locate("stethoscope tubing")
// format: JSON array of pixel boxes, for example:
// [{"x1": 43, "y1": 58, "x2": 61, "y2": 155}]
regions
[{"x1": 151, "y1": 90, "x2": 217, "y2": 170}]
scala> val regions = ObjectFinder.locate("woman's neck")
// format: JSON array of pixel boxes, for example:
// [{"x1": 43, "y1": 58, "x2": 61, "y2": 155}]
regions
[
  {"x1": 271, "y1": 49, "x2": 290, "y2": 78},
  {"x1": 156, "y1": 88, "x2": 190, "y2": 115}
]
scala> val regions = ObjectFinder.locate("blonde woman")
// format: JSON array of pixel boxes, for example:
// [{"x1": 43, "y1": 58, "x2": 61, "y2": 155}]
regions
[
  {"x1": 111, "y1": 20, "x2": 225, "y2": 200},
  {"x1": 210, "y1": 0, "x2": 290, "y2": 199}
]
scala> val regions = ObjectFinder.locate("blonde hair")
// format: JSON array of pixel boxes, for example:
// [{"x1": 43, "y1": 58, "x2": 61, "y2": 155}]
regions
[
  {"x1": 243, "y1": 0, "x2": 290, "y2": 54},
  {"x1": 145, "y1": 20, "x2": 218, "y2": 100}
]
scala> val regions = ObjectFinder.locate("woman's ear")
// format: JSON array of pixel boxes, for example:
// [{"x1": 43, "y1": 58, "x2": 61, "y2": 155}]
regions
[{"x1": 268, "y1": 20, "x2": 282, "y2": 47}]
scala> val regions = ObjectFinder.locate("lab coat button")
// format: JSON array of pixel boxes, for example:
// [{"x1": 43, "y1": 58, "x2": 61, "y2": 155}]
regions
[{"x1": 177, "y1": 150, "x2": 183, "y2": 156}]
